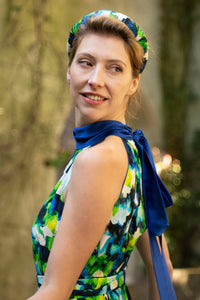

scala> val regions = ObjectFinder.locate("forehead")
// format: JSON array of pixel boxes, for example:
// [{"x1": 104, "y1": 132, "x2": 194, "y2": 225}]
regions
[{"x1": 75, "y1": 33, "x2": 131, "y2": 63}]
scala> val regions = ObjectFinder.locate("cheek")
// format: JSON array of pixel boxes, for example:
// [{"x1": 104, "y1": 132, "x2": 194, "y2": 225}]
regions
[
  {"x1": 69, "y1": 73, "x2": 79, "y2": 91},
  {"x1": 70, "y1": 67, "x2": 86, "y2": 88},
  {"x1": 116, "y1": 81, "x2": 133, "y2": 97}
]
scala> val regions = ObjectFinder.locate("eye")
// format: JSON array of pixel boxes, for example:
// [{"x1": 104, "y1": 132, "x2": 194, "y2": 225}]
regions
[
  {"x1": 110, "y1": 65, "x2": 123, "y2": 73},
  {"x1": 78, "y1": 59, "x2": 93, "y2": 67}
]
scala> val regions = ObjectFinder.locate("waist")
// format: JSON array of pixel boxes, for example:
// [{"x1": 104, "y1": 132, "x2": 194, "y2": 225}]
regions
[{"x1": 37, "y1": 270, "x2": 126, "y2": 297}]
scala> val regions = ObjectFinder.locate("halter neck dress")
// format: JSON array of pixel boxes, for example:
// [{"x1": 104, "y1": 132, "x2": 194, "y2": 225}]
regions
[{"x1": 32, "y1": 137, "x2": 146, "y2": 299}]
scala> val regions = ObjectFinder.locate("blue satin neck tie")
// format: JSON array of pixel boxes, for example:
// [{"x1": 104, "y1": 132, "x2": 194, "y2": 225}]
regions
[{"x1": 73, "y1": 120, "x2": 177, "y2": 300}]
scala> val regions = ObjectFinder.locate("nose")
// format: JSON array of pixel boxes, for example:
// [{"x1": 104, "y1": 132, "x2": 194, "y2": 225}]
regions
[{"x1": 88, "y1": 66, "x2": 105, "y2": 88}]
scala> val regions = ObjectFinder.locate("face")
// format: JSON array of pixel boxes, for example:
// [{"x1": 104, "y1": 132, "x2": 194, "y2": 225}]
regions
[{"x1": 67, "y1": 33, "x2": 139, "y2": 126}]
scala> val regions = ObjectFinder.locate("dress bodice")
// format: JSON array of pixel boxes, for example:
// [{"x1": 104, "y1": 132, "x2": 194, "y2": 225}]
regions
[{"x1": 31, "y1": 139, "x2": 146, "y2": 299}]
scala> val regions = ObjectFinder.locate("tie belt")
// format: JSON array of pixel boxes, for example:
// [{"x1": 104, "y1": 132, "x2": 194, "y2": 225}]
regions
[{"x1": 37, "y1": 270, "x2": 125, "y2": 298}]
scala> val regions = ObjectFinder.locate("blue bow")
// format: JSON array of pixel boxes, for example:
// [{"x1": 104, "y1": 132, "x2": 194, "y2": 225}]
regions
[
  {"x1": 132, "y1": 129, "x2": 173, "y2": 236},
  {"x1": 73, "y1": 120, "x2": 177, "y2": 300}
]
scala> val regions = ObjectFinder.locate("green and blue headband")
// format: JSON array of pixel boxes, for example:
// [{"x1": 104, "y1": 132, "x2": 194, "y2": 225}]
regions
[{"x1": 67, "y1": 10, "x2": 149, "y2": 73}]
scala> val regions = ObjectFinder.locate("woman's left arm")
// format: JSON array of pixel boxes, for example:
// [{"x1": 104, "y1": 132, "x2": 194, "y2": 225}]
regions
[
  {"x1": 136, "y1": 230, "x2": 173, "y2": 300},
  {"x1": 162, "y1": 234, "x2": 173, "y2": 278}
]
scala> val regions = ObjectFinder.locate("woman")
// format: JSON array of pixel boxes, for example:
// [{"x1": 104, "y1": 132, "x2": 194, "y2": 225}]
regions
[{"x1": 28, "y1": 10, "x2": 176, "y2": 300}]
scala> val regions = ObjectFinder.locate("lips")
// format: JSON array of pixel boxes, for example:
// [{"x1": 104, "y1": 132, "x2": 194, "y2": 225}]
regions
[{"x1": 81, "y1": 93, "x2": 107, "y2": 101}]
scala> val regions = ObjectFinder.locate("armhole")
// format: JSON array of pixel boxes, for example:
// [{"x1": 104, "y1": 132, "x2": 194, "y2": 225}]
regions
[
  {"x1": 122, "y1": 139, "x2": 147, "y2": 236},
  {"x1": 112, "y1": 138, "x2": 130, "y2": 202}
]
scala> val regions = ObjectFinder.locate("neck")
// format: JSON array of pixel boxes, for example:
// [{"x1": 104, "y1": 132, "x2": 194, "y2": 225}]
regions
[
  {"x1": 74, "y1": 107, "x2": 127, "y2": 127},
  {"x1": 75, "y1": 112, "x2": 126, "y2": 128}
]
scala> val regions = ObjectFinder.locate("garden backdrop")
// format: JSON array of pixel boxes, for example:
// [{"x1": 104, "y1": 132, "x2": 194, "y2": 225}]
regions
[{"x1": 0, "y1": 0, "x2": 200, "y2": 299}]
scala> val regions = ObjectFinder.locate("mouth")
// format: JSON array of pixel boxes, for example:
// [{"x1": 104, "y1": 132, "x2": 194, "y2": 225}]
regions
[{"x1": 81, "y1": 93, "x2": 107, "y2": 101}]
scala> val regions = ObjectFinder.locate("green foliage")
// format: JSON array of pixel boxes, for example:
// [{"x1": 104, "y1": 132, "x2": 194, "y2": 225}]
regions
[
  {"x1": 45, "y1": 150, "x2": 72, "y2": 168},
  {"x1": 160, "y1": 0, "x2": 200, "y2": 267},
  {"x1": 160, "y1": 0, "x2": 199, "y2": 160},
  {"x1": 0, "y1": 0, "x2": 70, "y2": 186},
  {"x1": 153, "y1": 145, "x2": 200, "y2": 267}
]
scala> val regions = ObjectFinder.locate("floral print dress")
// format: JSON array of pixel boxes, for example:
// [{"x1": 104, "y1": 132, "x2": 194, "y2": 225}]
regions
[{"x1": 32, "y1": 139, "x2": 147, "y2": 299}]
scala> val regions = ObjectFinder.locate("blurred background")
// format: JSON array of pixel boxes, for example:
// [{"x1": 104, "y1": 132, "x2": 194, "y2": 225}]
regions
[{"x1": 0, "y1": 0, "x2": 200, "y2": 299}]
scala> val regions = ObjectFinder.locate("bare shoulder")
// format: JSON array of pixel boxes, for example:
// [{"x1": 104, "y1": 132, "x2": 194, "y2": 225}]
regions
[
  {"x1": 73, "y1": 135, "x2": 128, "y2": 176},
  {"x1": 68, "y1": 136, "x2": 128, "y2": 207}
]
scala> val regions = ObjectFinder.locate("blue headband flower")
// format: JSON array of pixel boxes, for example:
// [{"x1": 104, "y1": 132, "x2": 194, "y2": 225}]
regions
[{"x1": 67, "y1": 10, "x2": 149, "y2": 73}]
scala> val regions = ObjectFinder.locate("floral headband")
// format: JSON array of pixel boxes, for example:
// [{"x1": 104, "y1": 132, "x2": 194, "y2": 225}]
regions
[{"x1": 67, "y1": 10, "x2": 149, "y2": 73}]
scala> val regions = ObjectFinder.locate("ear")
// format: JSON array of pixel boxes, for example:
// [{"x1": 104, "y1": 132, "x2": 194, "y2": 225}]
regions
[
  {"x1": 67, "y1": 68, "x2": 71, "y2": 83},
  {"x1": 128, "y1": 75, "x2": 140, "y2": 96}
]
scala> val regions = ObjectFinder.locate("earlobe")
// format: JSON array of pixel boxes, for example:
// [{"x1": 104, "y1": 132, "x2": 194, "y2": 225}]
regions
[{"x1": 129, "y1": 76, "x2": 140, "y2": 96}]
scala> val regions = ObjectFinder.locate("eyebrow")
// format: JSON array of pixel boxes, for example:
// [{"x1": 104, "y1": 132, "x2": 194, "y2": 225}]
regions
[{"x1": 76, "y1": 52, "x2": 128, "y2": 67}]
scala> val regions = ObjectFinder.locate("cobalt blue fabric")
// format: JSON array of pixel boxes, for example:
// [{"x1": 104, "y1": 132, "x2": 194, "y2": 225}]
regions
[
  {"x1": 149, "y1": 232, "x2": 177, "y2": 299},
  {"x1": 132, "y1": 129, "x2": 173, "y2": 236},
  {"x1": 73, "y1": 120, "x2": 177, "y2": 300}
]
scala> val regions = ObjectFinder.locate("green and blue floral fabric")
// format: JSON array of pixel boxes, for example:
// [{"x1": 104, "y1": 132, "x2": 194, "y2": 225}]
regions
[{"x1": 32, "y1": 139, "x2": 147, "y2": 299}]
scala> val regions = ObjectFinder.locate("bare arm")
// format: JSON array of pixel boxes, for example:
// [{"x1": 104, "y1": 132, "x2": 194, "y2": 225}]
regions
[
  {"x1": 27, "y1": 136, "x2": 128, "y2": 300},
  {"x1": 136, "y1": 230, "x2": 173, "y2": 300}
]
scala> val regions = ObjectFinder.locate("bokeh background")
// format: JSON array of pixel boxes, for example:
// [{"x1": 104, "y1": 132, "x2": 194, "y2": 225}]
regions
[{"x1": 0, "y1": 0, "x2": 200, "y2": 299}]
